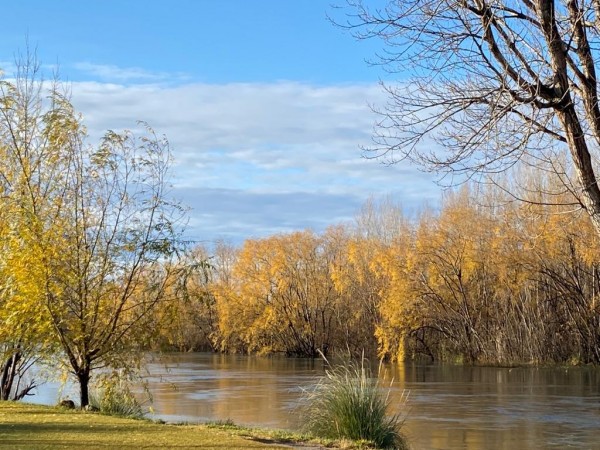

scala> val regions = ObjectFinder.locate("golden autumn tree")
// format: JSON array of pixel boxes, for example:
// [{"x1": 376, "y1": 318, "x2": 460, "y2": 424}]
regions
[
  {"x1": 41, "y1": 124, "x2": 185, "y2": 407},
  {"x1": 329, "y1": 200, "x2": 411, "y2": 357},
  {"x1": 152, "y1": 245, "x2": 218, "y2": 352},
  {"x1": 412, "y1": 189, "x2": 501, "y2": 363},
  {"x1": 0, "y1": 58, "x2": 71, "y2": 400},
  {"x1": 520, "y1": 200, "x2": 600, "y2": 363},
  {"x1": 0, "y1": 55, "x2": 187, "y2": 406},
  {"x1": 375, "y1": 188, "x2": 536, "y2": 363},
  {"x1": 367, "y1": 232, "x2": 415, "y2": 362},
  {"x1": 325, "y1": 225, "x2": 381, "y2": 356},
  {"x1": 215, "y1": 230, "x2": 343, "y2": 357},
  {"x1": 368, "y1": 178, "x2": 600, "y2": 364}
]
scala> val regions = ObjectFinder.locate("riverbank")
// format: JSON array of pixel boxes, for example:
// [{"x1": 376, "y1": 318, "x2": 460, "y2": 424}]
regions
[{"x1": 0, "y1": 402, "x2": 357, "y2": 450}]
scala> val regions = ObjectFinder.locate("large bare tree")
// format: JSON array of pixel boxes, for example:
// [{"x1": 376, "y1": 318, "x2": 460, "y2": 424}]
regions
[{"x1": 339, "y1": 0, "x2": 600, "y2": 236}]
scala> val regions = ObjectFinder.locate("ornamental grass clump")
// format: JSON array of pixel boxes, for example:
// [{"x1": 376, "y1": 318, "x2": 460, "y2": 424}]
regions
[{"x1": 302, "y1": 358, "x2": 409, "y2": 450}]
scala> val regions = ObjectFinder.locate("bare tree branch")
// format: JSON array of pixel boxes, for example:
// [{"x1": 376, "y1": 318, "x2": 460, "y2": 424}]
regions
[{"x1": 338, "y1": 0, "x2": 600, "y2": 235}]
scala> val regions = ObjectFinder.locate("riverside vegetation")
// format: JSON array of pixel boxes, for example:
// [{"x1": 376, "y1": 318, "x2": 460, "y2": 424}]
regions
[
  {"x1": 154, "y1": 183, "x2": 600, "y2": 366},
  {"x1": 302, "y1": 358, "x2": 409, "y2": 450},
  {"x1": 80, "y1": 356, "x2": 409, "y2": 449}
]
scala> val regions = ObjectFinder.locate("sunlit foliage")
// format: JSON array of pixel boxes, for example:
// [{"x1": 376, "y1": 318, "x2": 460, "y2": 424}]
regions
[
  {"x1": 0, "y1": 54, "x2": 187, "y2": 406},
  {"x1": 190, "y1": 184, "x2": 600, "y2": 364}
]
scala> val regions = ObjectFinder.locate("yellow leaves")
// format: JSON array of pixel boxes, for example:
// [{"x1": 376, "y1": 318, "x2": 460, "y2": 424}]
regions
[
  {"x1": 213, "y1": 230, "x2": 348, "y2": 355},
  {"x1": 0, "y1": 226, "x2": 54, "y2": 343},
  {"x1": 151, "y1": 169, "x2": 600, "y2": 363},
  {"x1": 331, "y1": 238, "x2": 364, "y2": 292}
]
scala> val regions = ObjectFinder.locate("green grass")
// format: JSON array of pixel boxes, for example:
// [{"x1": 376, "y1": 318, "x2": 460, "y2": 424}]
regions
[
  {"x1": 0, "y1": 401, "x2": 383, "y2": 449},
  {"x1": 204, "y1": 421, "x2": 366, "y2": 449},
  {"x1": 301, "y1": 359, "x2": 409, "y2": 450},
  {"x1": 0, "y1": 402, "x2": 311, "y2": 449}
]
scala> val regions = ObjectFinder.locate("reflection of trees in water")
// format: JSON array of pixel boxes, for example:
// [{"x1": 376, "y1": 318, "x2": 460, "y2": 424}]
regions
[
  {"x1": 139, "y1": 353, "x2": 599, "y2": 449},
  {"x1": 147, "y1": 353, "x2": 325, "y2": 427}
]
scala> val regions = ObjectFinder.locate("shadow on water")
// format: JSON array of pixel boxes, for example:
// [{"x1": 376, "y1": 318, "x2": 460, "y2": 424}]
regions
[{"x1": 31, "y1": 353, "x2": 600, "y2": 450}]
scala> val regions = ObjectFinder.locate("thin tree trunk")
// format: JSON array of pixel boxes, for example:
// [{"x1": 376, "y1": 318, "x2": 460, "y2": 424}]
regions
[{"x1": 0, "y1": 351, "x2": 21, "y2": 401}]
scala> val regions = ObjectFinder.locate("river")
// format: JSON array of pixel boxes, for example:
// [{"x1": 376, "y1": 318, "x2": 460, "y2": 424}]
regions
[{"x1": 31, "y1": 353, "x2": 600, "y2": 450}]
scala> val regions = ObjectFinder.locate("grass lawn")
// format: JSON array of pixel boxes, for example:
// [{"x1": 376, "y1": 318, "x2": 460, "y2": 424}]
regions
[{"x1": 0, "y1": 402, "x2": 334, "y2": 449}]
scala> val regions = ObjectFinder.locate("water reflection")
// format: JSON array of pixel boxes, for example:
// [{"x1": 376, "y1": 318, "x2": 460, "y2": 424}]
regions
[
  {"x1": 390, "y1": 364, "x2": 600, "y2": 449},
  {"x1": 31, "y1": 353, "x2": 600, "y2": 450},
  {"x1": 144, "y1": 353, "x2": 325, "y2": 429}
]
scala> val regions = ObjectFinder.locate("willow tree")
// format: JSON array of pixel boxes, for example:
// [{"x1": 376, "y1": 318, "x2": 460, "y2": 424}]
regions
[
  {"x1": 215, "y1": 231, "x2": 343, "y2": 357},
  {"x1": 43, "y1": 124, "x2": 185, "y2": 407},
  {"x1": 0, "y1": 55, "x2": 186, "y2": 407},
  {"x1": 340, "y1": 0, "x2": 600, "y2": 237},
  {"x1": 0, "y1": 58, "x2": 69, "y2": 401}
]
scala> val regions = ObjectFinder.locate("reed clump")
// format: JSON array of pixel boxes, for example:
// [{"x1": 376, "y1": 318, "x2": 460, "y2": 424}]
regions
[{"x1": 301, "y1": 357, "x2": 409, "y2": 449}]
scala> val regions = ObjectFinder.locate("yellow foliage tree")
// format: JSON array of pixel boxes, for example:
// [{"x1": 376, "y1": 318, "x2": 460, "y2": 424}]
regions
[
  {"x1": 0, "y1": 58, "x2": 72, "y2": 400},
  {"x1": 0, "y1": 55, "x2": 187, "y2": 406},
  {"x1": 215, "y1": 230, "x2": 344, "y2": 357}
]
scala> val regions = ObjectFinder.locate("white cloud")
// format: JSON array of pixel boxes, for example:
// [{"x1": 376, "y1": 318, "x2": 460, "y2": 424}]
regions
[
  {"x1": 178, "y1": 188, "x2": 363, "y2": 243},
  {"x1": 0, "y1": 61, "x2": 16, "y2": 76},
  {"x1": 69, "y1": 79, "x2": 441, "y2": 244},
  {"x1": 72, "y1": 62, "x2": 188, "y2": 83}
]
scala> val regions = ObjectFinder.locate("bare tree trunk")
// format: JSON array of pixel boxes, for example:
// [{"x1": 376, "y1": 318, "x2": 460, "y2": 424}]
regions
[
  {"x1": 77, "y1": 368, "x2": 91, "y2": 408},
  {"x1": 559, "y1": 107, "x2": 600, "y2": 236},
  {"x1": 0, "y1": 351, "x2": 21, "y2": 401}
]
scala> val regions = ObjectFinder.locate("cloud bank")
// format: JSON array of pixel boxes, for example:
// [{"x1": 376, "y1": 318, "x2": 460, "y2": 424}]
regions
[{"x1": 69, "y1": 79, "x2": 440, "y2": 244}]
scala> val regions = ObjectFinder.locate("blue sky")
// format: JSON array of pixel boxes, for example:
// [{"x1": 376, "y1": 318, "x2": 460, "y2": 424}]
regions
[{"x1": 3, "y1": 1, "x2": 440, "y2": 244}]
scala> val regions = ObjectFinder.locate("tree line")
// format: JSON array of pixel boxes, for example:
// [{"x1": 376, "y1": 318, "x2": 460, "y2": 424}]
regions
[{"x1": 157, "y1": 184, "x2": 600, "y2": 365}]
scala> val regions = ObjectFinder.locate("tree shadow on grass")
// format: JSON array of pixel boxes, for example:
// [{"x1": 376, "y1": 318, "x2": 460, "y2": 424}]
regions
[{"x1": 0, "y1": 422, "x2": 282, "y2": 449}]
